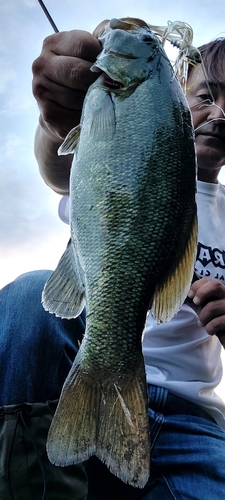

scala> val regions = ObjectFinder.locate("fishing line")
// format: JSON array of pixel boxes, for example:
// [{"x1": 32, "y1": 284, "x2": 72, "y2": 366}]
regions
[
  {"x1": 37, "y1": 0, "x2": 59, "y2": 33},
  {"x1": 190, "y1": 98, "x2": 225, "y2": 132},
  {"x1": 201, "y1": 58, "x2": 217, "y2": 104},
  {"x1": 194, "y1": 115, "x2": 225, "y2": 132},
  {"x1": 189, "y1": 57, "x2": 225, "y2": 132}
]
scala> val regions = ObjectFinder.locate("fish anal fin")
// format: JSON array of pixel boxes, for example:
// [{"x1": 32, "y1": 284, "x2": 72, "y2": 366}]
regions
[
  {"x1": 42, "y1": 239, "x2": 85, "y2": 319},
  {"x1": 58, "y1": 125, "x2": 81, "y2": 155},
  {"x1": 96, "y1": 357, "x2": 150, "y2": 488},
  {"x1": 47, "y1": 363, "x2": 100, "y2": 465},
  {"x1": 152, "y1": 214, "x2": 198, "y2": 323}
]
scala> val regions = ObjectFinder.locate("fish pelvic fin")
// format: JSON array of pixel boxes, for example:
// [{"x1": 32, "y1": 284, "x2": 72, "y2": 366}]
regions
[
  {"x1": 42, "y1": 239, "x2": 85, "y2": 319},
  {"x1": 152, "y1": 214, "x2": 198, "y2": 323},
  {"x1": 58, "y1": 125, "x2": 81, "y2": 155},
  {"x1": 47, "y1": 356, "x2": 150, "y2": 488}
]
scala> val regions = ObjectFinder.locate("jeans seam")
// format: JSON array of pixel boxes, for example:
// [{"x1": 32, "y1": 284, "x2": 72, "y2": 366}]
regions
[
  {"x1": 150, "y1": 414, "x2": 178, "y2": 499},
  {"x1": 162, "y1": 474, "x2": 178, "y2": 500},
  {"x1": 150, "y1": 413, "x2": 164, "y2": 451}
]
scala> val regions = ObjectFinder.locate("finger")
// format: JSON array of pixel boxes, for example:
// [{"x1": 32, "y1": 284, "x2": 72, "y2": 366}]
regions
[
  {"x1": 32, "y1": 31, "x2": 102, "y2": 91},
  {"x1": 198, "y1": 299, "x2": 225, "y2": 329},
  {"x1": 204, "y1": 314, "x2": 225, "y2": 336},
  {"x1": 189, "y1": 280, "x2": 225, "y2": 306},
  {"x1": 32, "y1": 55, "x2": 99, "y2": 92},
  {"x1": 187, "y1": 277, "x2": 211, "y2": 298},
  {"x1": 33, "y1": 76, "x2": 86, "y2": 111},
  {"x1": 39, "y1": 101, "x2": 82, "y2": 139},
  {"x1": 41, "y1": 30, "x2": 101, "y2": 61}
]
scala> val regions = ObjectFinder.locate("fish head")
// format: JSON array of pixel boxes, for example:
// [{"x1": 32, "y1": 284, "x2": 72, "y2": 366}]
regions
[{"x1": 91, "y1": 17, "x2": 164, "y2": 91}]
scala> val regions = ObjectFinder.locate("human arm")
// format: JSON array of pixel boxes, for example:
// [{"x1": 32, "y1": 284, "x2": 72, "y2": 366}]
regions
[
  {"x1": 187, "y1": 277, "x2": 225, "y2": 346},
  {"x1": 32, "y1": 29, "x2": 102, "y2": 194}
]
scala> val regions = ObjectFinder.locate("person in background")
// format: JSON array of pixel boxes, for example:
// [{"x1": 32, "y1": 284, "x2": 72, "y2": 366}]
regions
[{"x1": 1, "y1": 22, "x2": 225, "y2": 499}]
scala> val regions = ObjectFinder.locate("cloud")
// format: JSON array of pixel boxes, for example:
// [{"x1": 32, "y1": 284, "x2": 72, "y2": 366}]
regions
[
  {"x1": 0, "y1": 62, "x2": 16, "y2": 94},
  {"x1": 23, "y1": 0, "x2": 37, "y2": 7},
  {"x1": 1, "y1": 86, "x2": 34, "y2": 116},
  {"x1": 0, "y1": 127, "x2": 65, "y2": 253},
  {"x1": 0, "y1": 133, "x2": 23, "y2": 158},
  {"x1": 0, "y1": 133, "x2": 70, "y2": 289}
]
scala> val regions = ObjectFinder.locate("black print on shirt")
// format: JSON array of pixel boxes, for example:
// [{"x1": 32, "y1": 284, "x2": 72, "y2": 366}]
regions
[
  {"x1": 197, "y1": 243, "x2": 225, "y2": 268},
  {"x1": 195, "y1": 242, "x2": 225, "y2": 281}
]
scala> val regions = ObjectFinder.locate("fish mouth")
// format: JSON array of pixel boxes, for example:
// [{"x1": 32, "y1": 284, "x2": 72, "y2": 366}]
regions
[
  {"x1": 107, "y1": 50, "x2": 138, "y2": 60},
  {"x1": 103, "y1": 73, "x2": 125, "y2": 90}
]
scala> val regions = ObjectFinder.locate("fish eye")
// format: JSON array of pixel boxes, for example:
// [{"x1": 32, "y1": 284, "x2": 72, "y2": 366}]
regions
[{"x1": 141, "y1": 34, "x2": 154, "y2": 44}]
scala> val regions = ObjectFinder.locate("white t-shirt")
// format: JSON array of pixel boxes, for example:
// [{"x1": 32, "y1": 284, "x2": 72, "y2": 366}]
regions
[
  {"x1": 143, "y1": 181, "x2": 225, "y2": 429},
  {"x1": 59, "y1": 180, "x2": 225, "y2": 428},
  {"x1": 58, "y1": 196, "x2": 70, "y2": 225}
]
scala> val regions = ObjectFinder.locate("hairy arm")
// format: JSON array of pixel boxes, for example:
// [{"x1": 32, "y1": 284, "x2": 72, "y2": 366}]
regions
[{"x1": 32, "y1": 29, "x2": 102, "y2": 194}]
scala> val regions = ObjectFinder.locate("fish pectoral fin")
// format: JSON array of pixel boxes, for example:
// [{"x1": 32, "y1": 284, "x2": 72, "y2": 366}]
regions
[
  {"x1": 96, "y1": 358, "x2": 150, "y2": 488},
  {"x1": 58, "y1": 125, "x2": 81, "y2": 155},
  {"x1": 47, "y1": 363, "x2": 99, "y2": 466},
  {"x1": 89, "y1": 92, "x2": 116, "y2": 140},
  {"x1": 151, "y1": 214, "x2": 198, "y2": 323},
  {"x1": 42, "y1": 239, "x2": 85, "y2": 319}
]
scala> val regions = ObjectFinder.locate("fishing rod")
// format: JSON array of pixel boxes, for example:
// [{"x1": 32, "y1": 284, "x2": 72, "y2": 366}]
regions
[{"x1": 37, "y1": 0, "x2": 59, "y2": 33}]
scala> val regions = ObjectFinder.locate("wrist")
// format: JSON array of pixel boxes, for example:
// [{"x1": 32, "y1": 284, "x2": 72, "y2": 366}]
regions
[{"x1": 38, "y1": 115, "x2": 65, "y2": 146}]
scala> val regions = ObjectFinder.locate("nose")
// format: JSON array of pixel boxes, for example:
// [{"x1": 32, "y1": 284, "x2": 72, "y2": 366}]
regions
[{"x1": 206, "y1": 99, "x2": 225, "y2": 121}]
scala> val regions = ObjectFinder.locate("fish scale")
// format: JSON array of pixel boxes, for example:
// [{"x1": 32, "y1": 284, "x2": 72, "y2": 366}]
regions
[{"x1": 42, "y1": 17, "x2": 197, "y2": 488}]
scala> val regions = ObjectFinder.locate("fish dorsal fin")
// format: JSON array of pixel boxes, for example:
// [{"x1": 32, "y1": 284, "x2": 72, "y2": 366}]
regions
[
  {"x1": 42, "y1": 238, "x2": 85, "y2": 319},
  {"x1": 151, "y1": 215, "x2": 198, "y2": 323},
  {"x1": 58, "y1": 125, "x2": 81, "y2": 155}
]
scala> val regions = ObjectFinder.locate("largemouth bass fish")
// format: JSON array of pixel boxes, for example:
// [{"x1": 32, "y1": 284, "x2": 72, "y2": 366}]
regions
[{"x1": 43, "y1": 17, "x2": 197, "y2": 488}]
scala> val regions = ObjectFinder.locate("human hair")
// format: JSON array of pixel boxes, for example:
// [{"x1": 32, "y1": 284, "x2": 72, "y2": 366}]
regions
[{"x1": 188, "y1": 38, "x2": 225, "y2": 86}]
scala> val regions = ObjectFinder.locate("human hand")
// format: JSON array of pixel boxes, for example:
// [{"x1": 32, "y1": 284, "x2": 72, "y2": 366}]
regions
[
  {"x1": 32, "y1": 29, "x2": 102, "y2": 140},
  {"x1": 187, "y1": 277, "x2": 225, "y2": 346}
]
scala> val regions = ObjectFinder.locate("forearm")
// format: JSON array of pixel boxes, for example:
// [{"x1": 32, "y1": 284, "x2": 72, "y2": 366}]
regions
[
  {"x1": 34, "y1": 118, "x2": 72, "y2": 195},
  {"x1": 32, "y1": 29, "x2": 103, "y2": 194}
]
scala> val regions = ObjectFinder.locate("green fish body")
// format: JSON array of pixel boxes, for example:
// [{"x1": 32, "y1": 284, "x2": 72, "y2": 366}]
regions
[{"x1": 43, "y1": 18, "x2": 197, "y2": 488}]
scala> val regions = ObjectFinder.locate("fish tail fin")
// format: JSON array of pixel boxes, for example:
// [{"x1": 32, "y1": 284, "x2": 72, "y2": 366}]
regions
[
  {"x1": 47, "y1": 363, "x2": 100, "y2": 464},
  {"x1": 97, "y1": 357, "x2": 150, "y2": 488},
  {"x1": 47, "y1": 356, "x2": 150, "y2": 488}
]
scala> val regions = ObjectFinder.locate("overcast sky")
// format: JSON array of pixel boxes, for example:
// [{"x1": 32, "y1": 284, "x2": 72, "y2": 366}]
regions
[
  {"x1": 1, "y1": 0, "x2": 225, "y2": 289},
  {"x1": 1, "y1": 1, "x2": 225, "y2": 397}
]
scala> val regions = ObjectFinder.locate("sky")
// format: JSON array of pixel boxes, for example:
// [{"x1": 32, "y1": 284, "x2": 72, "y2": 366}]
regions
[{"x1": 1, "y1": 0, "x2": 225, "y2": 397}]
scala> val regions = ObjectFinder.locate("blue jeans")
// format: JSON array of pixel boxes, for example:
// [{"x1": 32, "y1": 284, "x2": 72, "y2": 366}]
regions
[
  {"x1": 1, "y1": 271, "x2": 225, "y2": 498},
  {"x1": 146, "y1": 385, "x2": 225, "y2": 499},
  {"x1": 0, "y1": 270, "x2": 85, "y2": 405},
  {"x1": 87, "y1": 385, "x2": 225, "y2": 499}
]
